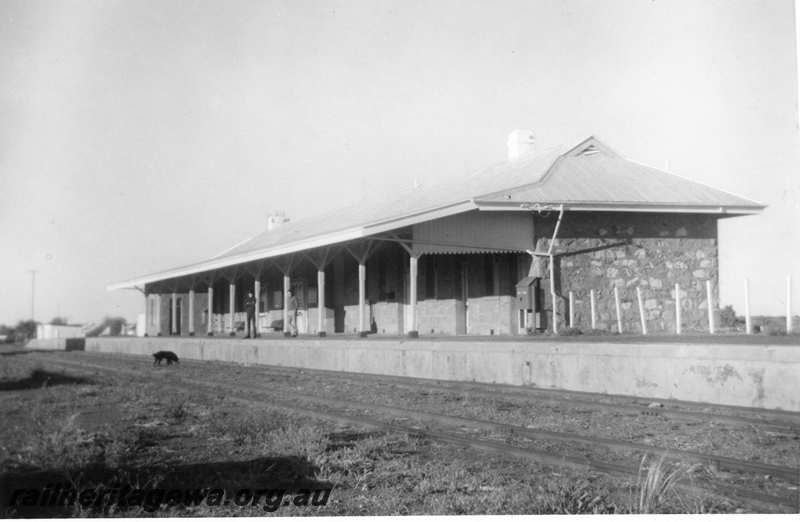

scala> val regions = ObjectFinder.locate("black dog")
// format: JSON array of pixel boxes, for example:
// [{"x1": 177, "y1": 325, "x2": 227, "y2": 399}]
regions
[{"x1": 153, "y1": 350, "x2": 179, "y2": 366}]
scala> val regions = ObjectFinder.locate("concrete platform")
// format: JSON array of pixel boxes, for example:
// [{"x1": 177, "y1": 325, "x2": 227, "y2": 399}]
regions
[{"x1": 85, "y1": 336, "x2": 800, "y2": 412}]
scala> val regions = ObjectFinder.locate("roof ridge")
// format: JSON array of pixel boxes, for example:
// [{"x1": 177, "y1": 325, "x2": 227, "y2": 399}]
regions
[{"x1": 472, "y1": 144, "x2": 576, "y2": 201}]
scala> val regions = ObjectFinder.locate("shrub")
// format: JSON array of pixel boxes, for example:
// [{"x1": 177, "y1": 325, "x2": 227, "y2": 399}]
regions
[
  {"x1": 764, "y1": 324, "x2": 786, "y2": 336},
  {"x1": 558, "y1": 327, "x2": 583, "y2": 336},
  {"x1": 718, "y1": 306, "x2": 736, "y2": 328}
]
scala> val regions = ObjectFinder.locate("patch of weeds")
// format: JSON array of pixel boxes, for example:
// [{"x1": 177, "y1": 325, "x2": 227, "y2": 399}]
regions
[
  {"x1": 631, "y1": 454, "x2": 701, "y2": 514},
  {"x1": 534, "y1": 478, "x2": 618, "y2": 514},
  {"x1": 21, "y1": 394, "x2": 107, "y2": 471},
  {"x1": 165, "y1": 400, "x2": 188, "y2": 424},
  {"x1": 558, "y1": 327, "x2": 583, "y2": 336},
  {"x1": 584, "y1": 328, "x2": 612, "y2": 336}
]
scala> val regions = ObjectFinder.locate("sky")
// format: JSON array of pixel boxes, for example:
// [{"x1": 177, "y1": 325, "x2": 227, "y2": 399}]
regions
[{"x1": 0, "y1": 0, "x2": 798, "y2": 326}]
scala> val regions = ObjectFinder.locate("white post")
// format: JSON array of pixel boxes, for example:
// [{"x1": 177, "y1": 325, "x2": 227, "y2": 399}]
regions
[
  {"x1": 254, "y1": 279, "x2": 261, "y2": 335},
  {"x1": 145, "y1": 294, "x2": 151, "y2": 332},
  {"x1": 744, "y1": 278, "x2": 752, "y2": 334},
  {"x1": 675, "y1": 283, "x2": 682, "y2": 335},
  {"x1": 228, "y1": 283, "x2": 236, "y2": 334},
  {"x1": 317, "y1": 269, "x2": 326, "y2": 336},
  {"x1": 207, "y1": 286, "x2": 213, "y2": 335},
  {"x1": 188, "y1": 289, "x2": 195, "y2": 334},
  {"x1": 408, "y1": 255, "x2": 418, "y2": 336},
  {"x1": 636, "y1": 287, "x2": 647, "y2": 335},
  {"x1": 283, "y1": 275, "x2": 290, "y2": 334},
  {"x1": 787, "y1": 275, "x2": 793, "y2": 334},
  {"x1": 550, "y1": 255, "x2": 558, "y2": 334},
  {"x1": 614, "y1": 286, "x2": 622, "y2": 334},
  {"x1": 706, "y1": 280, "x2": 714, "y2": 334},
  {"x1": 358, "y1": 262, "x2": 366, "y2": 334},
  {"x1": 170, "y1": 292, "x2": 177, "y2": 335},
  {"x1": 590, "y1": 289, "x2": 597, "y2": 330},
  {"x1": 156, "y1": 294, "x2": 162, "y2": 335},
  {"x1": 568, "y1": 290, "x2": 574, "y2": 328}
]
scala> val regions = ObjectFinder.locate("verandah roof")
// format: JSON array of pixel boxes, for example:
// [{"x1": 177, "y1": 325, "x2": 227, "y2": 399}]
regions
[{"x1": 108, "y1": 136, "x2": 764, "y2": 290}]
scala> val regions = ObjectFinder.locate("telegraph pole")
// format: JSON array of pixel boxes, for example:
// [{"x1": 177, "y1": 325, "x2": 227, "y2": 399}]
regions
[{"x1": 28, "y1": 269, "x2": 36, "y2": 321}]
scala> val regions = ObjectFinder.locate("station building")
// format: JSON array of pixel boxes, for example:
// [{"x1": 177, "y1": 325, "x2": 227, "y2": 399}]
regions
[{"x1": 109, "y1": 133, "x2": 763, "y2": 337}]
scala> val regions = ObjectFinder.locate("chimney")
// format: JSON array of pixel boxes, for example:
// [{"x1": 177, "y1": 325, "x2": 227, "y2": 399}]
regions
[
  {"x1": 267, "y1": 211, "x2": 289, "y2": 231},
  {"x1": 507, "y1": 129, "x2": 535, "y2": 162}
]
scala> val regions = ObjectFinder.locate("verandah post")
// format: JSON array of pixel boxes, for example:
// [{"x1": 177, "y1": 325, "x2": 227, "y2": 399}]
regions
[
  {"x1": 207, "y1": 285, "x2": 213, "y2": 336},
  {"x1": 283, "y1": 274, "x2": 291, "y2": 335},
  {"x1": 171, "y1": 292, "x2": 177, "y2": 335},
  {"x1": 188, "y1": 289, "x2": 195, "y2": 335},
  {"x1": 254, "y1": 279, "x2": 261, "y2": 336},
  {"x1": 408, "y1": 255, "x2": 419, "y2": 337},
  {"x1": 228, "y1": 283, "x2": 236, "y2": 336},
  {"x1": 358, "y1": 262, "x2": 367, "y2": 336},
  {"x1": 317, "y1": 269, "x2": 326, "y2": 336}
]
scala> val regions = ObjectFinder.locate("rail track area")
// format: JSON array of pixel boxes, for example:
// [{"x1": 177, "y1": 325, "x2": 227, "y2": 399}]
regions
[{"x1": 10, "y1": 350, "x2": 800, "y2": 514}]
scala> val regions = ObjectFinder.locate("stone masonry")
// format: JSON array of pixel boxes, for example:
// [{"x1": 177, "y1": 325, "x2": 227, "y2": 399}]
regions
[{"x1": 534, "y1": 212, "x2": 718, "y2": 333}]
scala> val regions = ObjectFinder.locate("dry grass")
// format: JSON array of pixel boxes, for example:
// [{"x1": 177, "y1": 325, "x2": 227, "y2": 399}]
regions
[
  {"x1": 0, "y1": 355, "x2": 759, "y2": 516},
  {"x1": 634, "y1": 453, "x2": 702, "y2": 513}
]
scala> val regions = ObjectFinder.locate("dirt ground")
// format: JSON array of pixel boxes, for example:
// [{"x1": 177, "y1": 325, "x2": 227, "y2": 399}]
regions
[{"x1": 0, "y1": 347, "x2": 796, "y2": 516}]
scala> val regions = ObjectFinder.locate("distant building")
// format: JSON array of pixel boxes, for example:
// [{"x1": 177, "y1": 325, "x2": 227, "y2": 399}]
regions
[
  {"x1": 36, "y1": 323, "x2": 85, "y2": 340},
  {"x1": 110, "y1": 133, "x2": 763, "y2": 336}
]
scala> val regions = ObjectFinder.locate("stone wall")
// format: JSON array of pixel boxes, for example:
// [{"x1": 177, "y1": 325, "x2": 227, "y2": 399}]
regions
[{"x1": 534, "y1": 212, "x2": 718, "y2": 333}]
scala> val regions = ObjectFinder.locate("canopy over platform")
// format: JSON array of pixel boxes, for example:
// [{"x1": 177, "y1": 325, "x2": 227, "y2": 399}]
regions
[{"x1": 109, "y1": 136, "x2": 764, "y2": 291}]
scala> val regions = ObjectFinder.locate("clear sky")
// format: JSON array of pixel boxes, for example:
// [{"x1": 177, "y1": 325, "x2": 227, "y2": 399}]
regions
[{"x1": 1, "y1": 0, "x2": 798, "y2": 326}]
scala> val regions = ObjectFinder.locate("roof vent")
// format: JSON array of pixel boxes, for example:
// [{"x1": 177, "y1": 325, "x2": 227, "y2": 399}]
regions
[
  {"x1": 507, "y1": 129, "x2": 535, "y2": 163},
  {"x1": 267, "y1": 211, "x2": 289, "y2": 231}
]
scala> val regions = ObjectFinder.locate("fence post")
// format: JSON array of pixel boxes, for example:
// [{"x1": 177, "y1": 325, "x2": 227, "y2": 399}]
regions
[
  {"x1": 787, "y1": 275, "x2": 793, "y2": 334},
  {"x1": 706, "y1": 280, "x2": 714, "y2": 334},
  {"x1": 744, "y1": 278, "x2": 752, "y2": 334},
  {"x1": 590, "y1": 289, "x2": 597, "y2": 330},
  {"x1": 636, "y1": 287, "x2": 647, "y2": 335},
  {"x1": 614, "y1": 286, "x2": 623, "y2": 334},
  {"x1": 675, "y1": 283, "x2": 681, "y2": 335},
  {"x1": 568, "y1": 291, "x2": 574, "y2": 329}
]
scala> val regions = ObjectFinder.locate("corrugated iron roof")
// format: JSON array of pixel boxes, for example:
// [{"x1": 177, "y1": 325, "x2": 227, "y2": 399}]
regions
[
  {"x1": 476, "y1": 140, "x2": 762, "y2": 209},
  {"x1": 108, "y1": 136, "x2": 764, "y2": 289}
]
